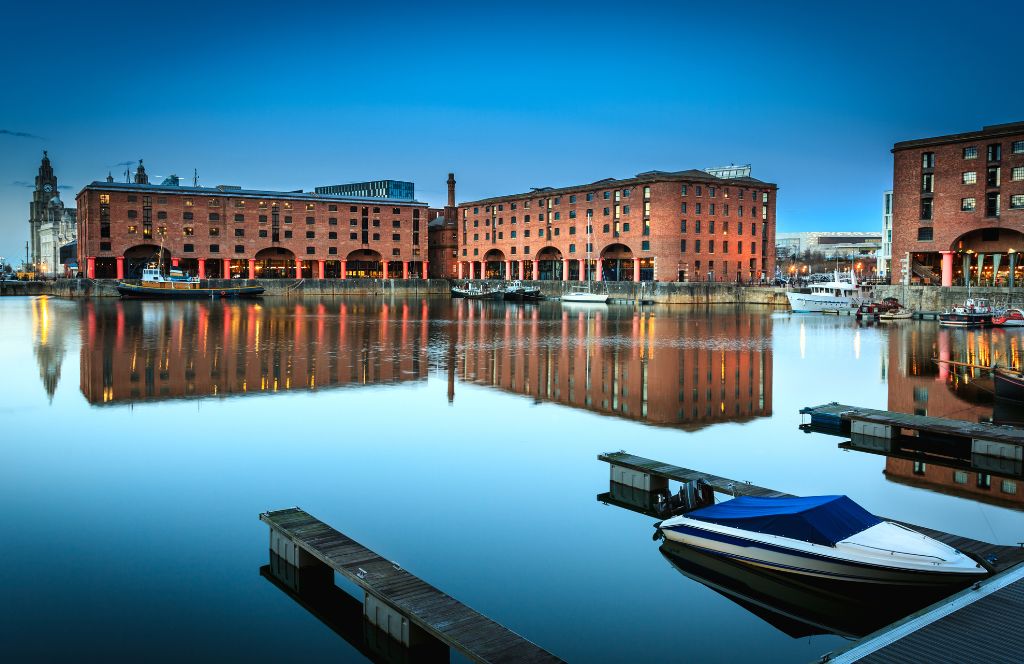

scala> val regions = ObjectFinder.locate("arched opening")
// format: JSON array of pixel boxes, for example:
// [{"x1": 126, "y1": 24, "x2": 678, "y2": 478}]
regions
[
  {"x1": 255, "y1": 247, "x2": 296, "y2": 279},
  {"x1": 949, "y1": 228, "x2": 1024, "y2": 286},
  {"x1": 483, "y1": 249, "x2": 506, "y2": 279},
  {"x1": 535, "y1": 246, "x2": 563, "y2": 281},
  {"x1": 124, "y1": 244, "x2": 172, "y2": 278},
  {"x1": 600, "y1": 243, "x2": 634, "y2": 282},
  {"x1": 324, "y1": 259, "x2": 342, "y2": 279},
  {"x1": 347, "y1": 249, "x2": 383, "y2": 279}
]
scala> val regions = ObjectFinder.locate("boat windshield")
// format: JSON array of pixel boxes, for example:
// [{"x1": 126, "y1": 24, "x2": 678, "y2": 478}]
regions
[{"x1": 686, "y1": 495, "x2": 881, "y2": 547}]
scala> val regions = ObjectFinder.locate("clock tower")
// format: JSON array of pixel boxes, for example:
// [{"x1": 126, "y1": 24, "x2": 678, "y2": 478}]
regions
[{"x1": 29, "y1": 151, "x2": 59, "y2": 269}]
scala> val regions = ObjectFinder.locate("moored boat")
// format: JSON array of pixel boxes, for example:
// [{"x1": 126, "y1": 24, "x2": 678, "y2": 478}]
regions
[
  {"x1": 785, "y1": 271, "x2": 868, "y2": 313},
  {"x1": 450, "y1": 282, "x2": 503, "y2": 300},
  {"x1": 994, "y1": 367, "x2": 1024, "y2": 403},
  {"x1": 502, "y1": 280, "x2": 543, "y2": 301},
  {"x1": 992, "y1": 307, "x2": 1024, "y2": 327},
  {"x1": 879, "y1": 308, "x2": 914, "y2": 321},
  {"x1": 938, "y1": 298, "x2": 993, "y2": 327},
  {"x1": 117, "y1": 267, "x2": 264, "y2": 299},
  {"x1": 657, "y1": 494, "x2": 986, "y2": 585},
  {"x1": 561, "y1": 291, "x2": 609, "y2": 303}
]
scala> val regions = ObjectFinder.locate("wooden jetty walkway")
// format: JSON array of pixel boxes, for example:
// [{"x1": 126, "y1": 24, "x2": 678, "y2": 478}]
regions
[
  {"x1": 597, "y1": 451, "x2": 1024, "y2": 573},
  {"x1": 826, "y1": 563, "x2": 1024, "y2": 663},
  {"x1": 801, "y1": 402, "x2": 1024, "y2": 461},
  {"x1": 260, "y1": 508, "x2": 564, "y2": 663}
]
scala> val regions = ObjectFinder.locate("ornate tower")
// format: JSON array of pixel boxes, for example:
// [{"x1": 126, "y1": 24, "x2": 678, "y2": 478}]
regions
[
  {"x1": 29, "y1": 151, "x2": 58, "y2": 268},
  {"x1": 134, "y1": 159, "x2": 149, "y2": 184}
]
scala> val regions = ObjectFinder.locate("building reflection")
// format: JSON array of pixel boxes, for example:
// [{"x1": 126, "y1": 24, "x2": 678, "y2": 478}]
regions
[
  {"x1": 882, "y1": 324, "x2": 1023, "y2": 508},
  {"x1": 445, "y1": 300, "x2": 773, "y2": 430},
  {"x1": 32, "y1": 296, "x2": 71, "y2": 402},
  {"x1": 79, "y1": 298, "x2": 429, "y2": 405}
]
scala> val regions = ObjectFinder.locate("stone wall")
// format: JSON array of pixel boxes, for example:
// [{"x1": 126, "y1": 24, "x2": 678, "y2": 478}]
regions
[
  {"x1": 460, "y1": 279, "x2": 790, "y2": 305},
  {"x1": 0, "y1": 281, "x2": 49, "y2": 296},
  {"x1": 872, "y1": 284, "x2": 1021, "y2": 311}
]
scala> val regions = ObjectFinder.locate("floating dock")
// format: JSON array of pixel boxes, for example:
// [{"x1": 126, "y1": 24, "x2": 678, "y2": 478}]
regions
[
  {"x1": 260, "y1": 508, "x2": 564, "y2": 663},
  {"x1": 801, "y1": 402, "x2": 1024, "y2": 462},
  {"x1": 597, "y1": 451, "x2": 1024, "y2": 573}
]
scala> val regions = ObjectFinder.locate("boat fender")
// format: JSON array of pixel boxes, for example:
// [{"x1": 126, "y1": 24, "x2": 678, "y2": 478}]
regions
[{"x1": 220, "y1": 290, "x2": 227, "y2": 297}]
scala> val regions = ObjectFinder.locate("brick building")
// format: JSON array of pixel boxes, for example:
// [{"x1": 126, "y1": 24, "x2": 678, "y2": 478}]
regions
[
  {"x1": 428, "y1": 173, "x2": 459, "y2": 278},
  {"x1": 455, "y1": 168, "x2": 777, "y2": 283},
  {"x1": 891, "y1": 121, "x2": 1024, "y2": 286},
  {"x1": 76, "y1": 161, "x2": 430, "y2": 280}
]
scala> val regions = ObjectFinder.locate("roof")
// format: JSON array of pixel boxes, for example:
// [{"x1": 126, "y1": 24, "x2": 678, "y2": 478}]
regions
[
  {"x1": 459, "y1": 168, "x2": 776, "y2": 206},
  {"x1": 687, "y1": 495, "x2": 881, "y2": 547},
  {"x1": 77, "y1": 181, "x2": 429, "y2": 206},
  {"x1": 892, "y1": 120, "x2": 1024, "y2": 152}
]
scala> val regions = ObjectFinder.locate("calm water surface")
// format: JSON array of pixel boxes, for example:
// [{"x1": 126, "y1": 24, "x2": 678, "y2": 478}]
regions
[{"x1": 2, "y1": 296, "x2": 1022, "y2": 662}]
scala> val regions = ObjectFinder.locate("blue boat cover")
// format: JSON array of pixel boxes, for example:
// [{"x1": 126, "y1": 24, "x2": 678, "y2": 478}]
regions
[{"x1": 686, "y1": 495, "x2": 881, "y2": 547}]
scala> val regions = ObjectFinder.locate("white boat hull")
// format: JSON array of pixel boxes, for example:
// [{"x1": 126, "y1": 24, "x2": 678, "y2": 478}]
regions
[
  {"x1": 660, "y1": 518, "x2": 985, "y2": 586},
  {"x1": 561, "y1": 292, "x2": 608, "y2": 303},
  {"x1": 785, "y1": 291, "x2": 857, "y2": 313}
]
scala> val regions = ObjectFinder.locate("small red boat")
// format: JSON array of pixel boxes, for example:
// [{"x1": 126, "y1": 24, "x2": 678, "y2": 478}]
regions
[{"x1": 992, "y1": 308, "x2": 1024, "y2": 327}]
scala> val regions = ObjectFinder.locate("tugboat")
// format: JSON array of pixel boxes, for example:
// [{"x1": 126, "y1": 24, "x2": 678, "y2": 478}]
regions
[
  {"x1": 117, "y1": 265, "x2": 264, "y2": 299},
  {"x1": 938, "y1": 298, "x2": 994, "y2": 328},
  {"x1": 450, "y1": 282, "x2": 503, "y2": 300}
]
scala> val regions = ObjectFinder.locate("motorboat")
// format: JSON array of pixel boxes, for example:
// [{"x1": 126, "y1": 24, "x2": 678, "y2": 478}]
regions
[
  {"x1": 450, "y1": 282, "x2": 503, "y2": 300},
  {"x1": 994, "y1": 367, "x2": 1024, "y2": 403},
  {"x1": 938, "y1": 298, "x2": 994, "y2": 327},
  {"x1": 503, "y1": 280, "x2": 543, "y2": 301},
  {"x1": 992, "y1": 308, "x2": 1024, "y2": 327},
  {"x1": 117, "y1": 266, "x2": 264, "y2": 299},
  {"x1": 785, "y1": 271, "x2": 868, "y2": 313},
  {"x1": 657, "y1": 495, "x2": 986, "y2": 585},
  {"x1": 879, "y1": 308, "x2": 914, "y2": 321}
]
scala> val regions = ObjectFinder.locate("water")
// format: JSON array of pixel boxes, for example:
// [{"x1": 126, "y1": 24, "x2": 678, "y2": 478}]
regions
[{"x1": 2, "y1": 296, "x2": 1022, "y2": 662}]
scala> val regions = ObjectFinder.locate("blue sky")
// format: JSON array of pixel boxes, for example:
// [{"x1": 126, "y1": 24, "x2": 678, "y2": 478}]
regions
[{"x1": 1, "y1": 0, "x2": 1021, "y2": 263}]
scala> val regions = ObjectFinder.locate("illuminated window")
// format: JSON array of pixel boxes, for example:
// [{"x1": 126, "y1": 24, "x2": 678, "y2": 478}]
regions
[
  {"x1": 962, "y1": 171, "x2": 976, "y2": 184},
  {"x1": 99, "y1": 194, "x2": 110, "y2": 204},
  {"x1": 183, "y1": 227, "x2": 194, "y2": 236}
]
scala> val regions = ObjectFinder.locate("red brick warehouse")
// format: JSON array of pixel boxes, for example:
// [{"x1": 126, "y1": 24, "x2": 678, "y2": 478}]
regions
[
  {"x1": 456, "y1": 167, "x2": 777, "y2": 283},
  {"x1": 891, "y1": 121, "x2": 1024, "y2": 286},
  {"x1": 76, "y1": 162, "x2": 430, "y2": 280}
]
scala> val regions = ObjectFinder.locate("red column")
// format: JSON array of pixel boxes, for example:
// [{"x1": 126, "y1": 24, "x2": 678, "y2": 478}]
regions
[
  {"x1": 505, "y1": 259, "x2": 512, "y2": 279},
  {"x1": 318, "y1": 259, "x2": 326, "y2": 280},
  {"x1": 223, "y1": 258, "x2": 231, "y2": 278},
  {"x1": 86, "y1": 256, "x2": 96, "y2": 279},
  {"x1": 382, "y1": 261, "x2": 389, "y2": 279},
  {"x1": 294, "y1": 260, "x2": 302, "y2": 279},
  {"x1": 579, "y1": 258, "x2": 586, "y2": 281},
  {"x1": 633, "y1": 259, "x2": 641, "y2": 282},
  {"x1": 248, "y1": 258, "x2": 256, "y2": 280},
  {"x1": 340, "y1": 260, "x2": 347, "y2": 280},
  {"x1": 403, "y1": 261, "x2": 410, "y2": 280},
  {"x1": 458, "y1": 262, "x2": 464, "y2": 279},
  {"x1": 171, "y1": 257, "x2": 179, "y2": 267},
  {"x1": 115, "y1": 256, "x2": 125, "y2": 280},
  {"x1": 596, "y1": 258, "x2": 603, "y2": 281},
  {"x1": 562, "y1": 258, "x2": 569, "y2": 281},
  {"x1": 940, "y1": 251, "x2": 953, "y2": 287},
  {"x1": 198, "y1": 259, "x2": 206, "y2": 279},
  {"x1": 422, "y1": 260, "x2": 429, "y2": 278}
]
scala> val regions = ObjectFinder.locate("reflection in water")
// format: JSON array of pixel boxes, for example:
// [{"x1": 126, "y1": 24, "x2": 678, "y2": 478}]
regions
[
  {"x1": 448, "y1": 300, "x2": 773, "y2": 430},
  {"x1": 660, "y1": 541, "x2": 961, "y2": 640},
  {"x1": 79, "y1": 299, "x2": 430, "y2": 404},
  {"x1": 877, "y1": 324, "x2": 1024, "y2": 509},
  {"x1": 32, "y1": 297, "x2": 70, "y2": 402},
  {"x1": 76, "y1": 298, "x2": 773, "y2": 432}
]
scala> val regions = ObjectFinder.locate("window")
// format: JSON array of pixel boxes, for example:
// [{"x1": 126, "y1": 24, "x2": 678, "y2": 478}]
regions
[
  {"x1": 603, "y1": 191, "x2": 610, "y2": 200},
  {"x1": 127, "y1": 209, "x2": 138, "y2": 219},
  {"x1": 554, "y1": 212, "x2": 560, "y2": 220},
  {"x1": 963, "y1": 146, "x2": 977, "y2": 159},
  {"x1": 99, "y1": 242, "x2": 111, "y2": 251},
  {"x1": 99, "y1": 194, "x2": 110, "y2": 204},
  {"x1": 284, "y1": 230, "x2": 292, "y2": 238},
  {"x1": 392, "y1": 233, "x2": 401, "y2": 241},
  {"x1": 681, "y1": 202, "x2": 687, "y2": 213},
  {"x1": 962, "y1": 197, "x2": 976, "y2": 211},
  {"x1": 372, "y1": 232, "x2": 380, "y2": 241},
  {"x1": 1014, "y1": 141, "x2": 1024, "y2": 154},
  {"x1": 723, "y1": 241, "x2": 729, "y2": 254},
  {"x1": 922, "y1": 152, "x2": 935, "y2": 168},
  {"x1": 603, "y1": 207, "x2": 610, "y2": 216},
  {"x1": 234, "y1": 228, "x2": 245, "y2": 237},
  {"x1": 1002, "y1": 480, "x2": 1018, "y2": 495},
  {"x1": 709, "y1": 220, "x2": 715, "y2": 234},
  {"x1": 234, "y1": 244, "x2": 244, "y2": 253},
  {"x1": 681, "y1": 184, "x2": 688, "y2": 196},
  {"x1": 709, "y1": 203, "x2": 716, "y2": 215},
  {"x1": 695, "y1": 220, "x2": 701, "y2": 233},
  {"x1": 569, "y1": 194, "x2": 577, "y2": 203},
  {"x1": 586, "y1": 193, "x2": 594, "y2": 202},
  {"x1": 977, "y1": 473, "x2": 991, "y2": 490},
  {"x1": 209, "y1": 244, "x2": 220, "y2": 253},
  {"x1": 259, "y1": 230, "x2": 268, "y2": 238},
  {"x1": 568, "y1": 243, "x2": 576, "y2": 253},
  {"x1": 641, "y1": 240, "x2": 650, "y2": 251},
  {"x1": 350, "y1": 232, "x2": 357, "y2": 240},
  {"x1": 953, "y1": 470, "x2": 968, "y2": 485},
  {"x1": 681, "y1": 219, "x2": 687, "y2": 232},
  {"x1": 1013, "y1": 166, "x2": 1024, "y2": 181},
  {"x1": 328, "y1": 231, "x2": 337, "y2": 239},
  {"x1": 127, "y1": 225, "x2": 137, "y2": 234},
  {"x1": 306, "y1": 247, "x2": 315, "y2": 255},
  {"x1": 623, "y1": 188, "x2": 631, "y2": 198},
  {"x1": 209, "y1": 227, "x2": 220, "y2": 236},
  {"x1": 157, "y1": 211, "x2": 167, "y2": 220},
  {"x1": 695, "y1": 203, "x2": 702, "y2": 215},
  {"x1": 986, "y1": 192, "x2": 1001, "y2": 217},
  {"x1": 306, "y1": 231, "x2": 315, "y2": 238},
  {"x1": 680, "y1": 239, "x2": 687, "y2": 252},
  {"x1": 643, "y1": 186, "x2": 651, "y2": 199},
  {"x1": 921, "y1": 199, "x2": 933, "y2": 220},
  {"x1": 329, "y1": 247, "x2": 337, "y2": 255},
  {"x1": 962, "y1": 171, "x2": 977, "y2": 184},
  {"x1": 988, "y1": 167, "x2": 1001, "y2": 187},
  {"x1": 709, "y1": 187, "x2": 716, "y2": 198},
  {"x1": 917, "y1": 227, "x2": 933, "y2": 241},
  {"x1": 987, "y1": 143, "x2": 1002, "y2": 161},
  {"x1": 183, "y1": 243, "x2": 193, "y2": 252},
  {"x1": 209, "y1": 213, "x2": 220, "y2": 221},
  {"x1": 708, "y1": 240, "x2": 715, "y2": 253},
  {"x1": 922, "y1": 173, "x2": 934, "y2": 192},
  {"x1": 1011, "y1": 195, "x2": 1024, "y2": 209}
]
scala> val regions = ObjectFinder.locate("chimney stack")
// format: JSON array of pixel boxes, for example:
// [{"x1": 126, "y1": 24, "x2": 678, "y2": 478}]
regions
[{"x1": 447, "y1": 172, "x2": 456, "y2": 208}]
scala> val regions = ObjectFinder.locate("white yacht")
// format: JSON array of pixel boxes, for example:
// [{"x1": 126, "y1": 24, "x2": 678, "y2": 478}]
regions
[{"x1": 785, "y1": 271, "x2": 867, "y2": 313}]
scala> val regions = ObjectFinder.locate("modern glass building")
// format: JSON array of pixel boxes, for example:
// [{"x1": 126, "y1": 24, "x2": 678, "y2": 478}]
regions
[{"x1": 315, "y1": 180, "x2": 415, "y2": 200}]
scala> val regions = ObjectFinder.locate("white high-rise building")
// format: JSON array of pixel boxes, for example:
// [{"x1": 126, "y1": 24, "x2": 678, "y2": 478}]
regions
[{"x1": 878, "y1": 191, "x2": 893, "y2": 278}]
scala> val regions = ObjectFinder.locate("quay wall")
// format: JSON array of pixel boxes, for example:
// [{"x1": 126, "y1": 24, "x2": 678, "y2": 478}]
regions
[
  {"x1": 461, "y1": 279, "x2": 791, "y2": 305},
  {"x1": 44, "y1": 278, "x2": 451, "y2": 298},
  {"x1": 0, "y1": 281, "x2": 49, "y2": 296},
  {"x1": 872, "y1": 285, "x2": 1022, "y2": 311}
]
